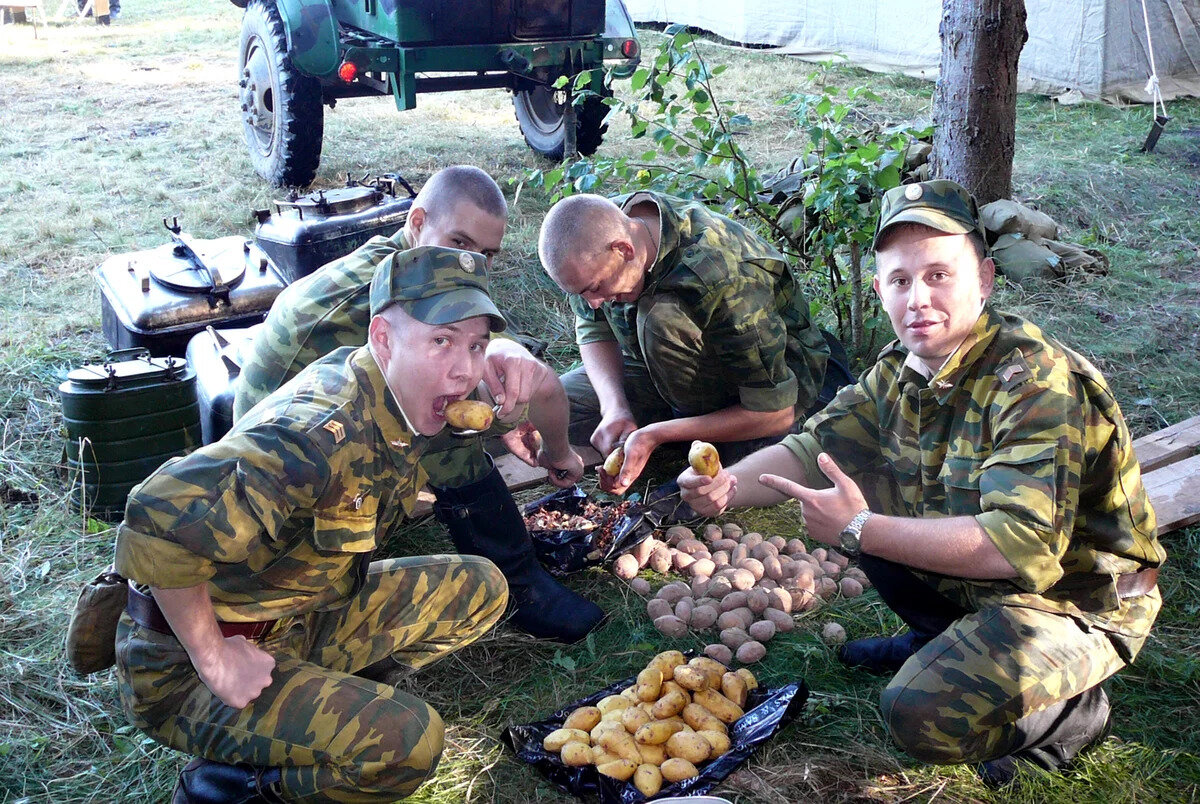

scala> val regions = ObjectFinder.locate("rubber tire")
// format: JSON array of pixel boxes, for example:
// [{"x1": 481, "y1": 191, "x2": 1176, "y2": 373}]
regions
[
  {"x1": 238, "y1": 0, "x2": 323, "y2": 187},
  {"x1": 513, "y1": 83, "x2": 611, "y2": 160}
]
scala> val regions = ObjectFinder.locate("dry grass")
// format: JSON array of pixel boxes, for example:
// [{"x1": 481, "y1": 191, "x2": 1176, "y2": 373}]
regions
[{"x1": 2, "y1": 3, "x2": 1199, "y2": 802}]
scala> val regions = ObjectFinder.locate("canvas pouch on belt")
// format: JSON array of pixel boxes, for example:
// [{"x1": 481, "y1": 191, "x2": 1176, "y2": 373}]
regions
[{"x1": 66, "y1": 565, "x2": 128, "y2": 675}]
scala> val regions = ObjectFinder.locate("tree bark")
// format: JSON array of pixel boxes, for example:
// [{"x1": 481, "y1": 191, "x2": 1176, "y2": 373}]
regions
[{"x1": 932, "y1": 0, "x2": 1028, "y2": 204}]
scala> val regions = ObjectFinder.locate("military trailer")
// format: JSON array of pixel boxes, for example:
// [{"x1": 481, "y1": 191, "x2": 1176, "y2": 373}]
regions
[{"x1": 232, "y1": 0, "x2": 640, "y2": 186}]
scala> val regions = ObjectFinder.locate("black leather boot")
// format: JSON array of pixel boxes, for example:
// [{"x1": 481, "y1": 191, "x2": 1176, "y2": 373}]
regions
[
  {"x1": 432, "y1": 463, "x2": 605, "y2": 643},
  {"x1": 171, "y1": 758, "x2": 286, "y2": 804},
  {"x1": 837, "y1": 555, "x2": 969, "y2": 674}
]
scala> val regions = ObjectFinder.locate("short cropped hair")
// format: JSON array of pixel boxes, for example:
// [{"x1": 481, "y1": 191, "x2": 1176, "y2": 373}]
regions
[
  {"x1": 415, "y1": 165, "x2": 507, "y2": 221},
  {"x1": 875, "y1": 222, "x2": 988, "y2": 265},
  {"x1": 538, "y1": 194, "x2": 628, "y2": 278}
]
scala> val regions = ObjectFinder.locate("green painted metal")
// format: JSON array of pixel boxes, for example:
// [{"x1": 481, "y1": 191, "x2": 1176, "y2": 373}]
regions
[{"x1": 276, "y1": 0, "x2": 341, "y2": 77}]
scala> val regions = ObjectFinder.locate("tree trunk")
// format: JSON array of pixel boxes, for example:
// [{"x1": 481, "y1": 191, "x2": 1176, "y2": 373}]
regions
[{"x1": 932, "y1": 0, "x2": 1028, "y2": 204}]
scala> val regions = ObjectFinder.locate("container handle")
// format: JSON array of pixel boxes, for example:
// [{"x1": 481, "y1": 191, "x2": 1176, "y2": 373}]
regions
[{"x1": 104, "y1": 347, "x2": 152, "y2": 364}]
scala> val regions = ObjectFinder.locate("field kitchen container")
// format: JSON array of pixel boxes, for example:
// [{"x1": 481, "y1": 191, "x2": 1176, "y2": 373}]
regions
[
  {"x1": 59, "y1": 348, "x2": 201, "y2": 516},
  {"x1": 187, "y1": 325, "x2": 258, "y2": 445},
  {"x1": 253, "y1": 175, "x2": 415, "y2": 284},
  {"x1": 96, "y1": 222, "x2": 286, "y2": 358}
]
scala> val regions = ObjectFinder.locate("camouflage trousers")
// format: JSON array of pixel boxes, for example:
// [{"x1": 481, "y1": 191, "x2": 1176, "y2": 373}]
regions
[
  {"x1": 115, "y1": 555, "x2": 507, "y2": 803},
  {"x1": 879, "y1": 603, "x2": 1129, "y2": 765}
]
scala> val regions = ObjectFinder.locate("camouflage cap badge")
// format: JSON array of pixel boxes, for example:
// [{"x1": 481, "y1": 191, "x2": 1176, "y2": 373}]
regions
[
  {"x1": 369, "y1": 245, "x2": 507, "y2": 332},
  {"x1": 874, "y1": 179, "x2": 987, "y2": 251}
]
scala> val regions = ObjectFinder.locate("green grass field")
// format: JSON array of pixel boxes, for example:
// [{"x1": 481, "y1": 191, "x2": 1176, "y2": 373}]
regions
[{"x1": 1, "y1": 2, "x2": 1198, "y2": 801}]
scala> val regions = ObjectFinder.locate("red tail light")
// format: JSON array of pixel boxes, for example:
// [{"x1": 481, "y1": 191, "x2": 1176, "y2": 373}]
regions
[
  {"x1": 621, "y1": 39, "x2": 639, "y2": 58},
  {"x1": 338, "y1": 62, "x2": 358, "y2": 82}
]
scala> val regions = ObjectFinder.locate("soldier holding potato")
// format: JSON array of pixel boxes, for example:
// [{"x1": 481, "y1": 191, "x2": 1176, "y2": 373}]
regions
[
  {"x1": 677, "y1": 180, "x2": 1166, "y2": 787},
  {"x1": 537, "y1": 191, "x2": 837, "y2": 494}
]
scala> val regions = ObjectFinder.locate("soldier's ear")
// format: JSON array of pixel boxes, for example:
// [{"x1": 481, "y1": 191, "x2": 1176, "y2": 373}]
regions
[
  {"x1": 610, "y1": 237, "x2": 636, "y2": 263},
  {"x1": 408, "y1": 207, "x2": 426, "y2": 238},
  {"x1": 368, "y1": 314, "x2": 393, "y2": 363},
  {"x1": 979, "y1": 257, "x2": 996, "y2": 299}
]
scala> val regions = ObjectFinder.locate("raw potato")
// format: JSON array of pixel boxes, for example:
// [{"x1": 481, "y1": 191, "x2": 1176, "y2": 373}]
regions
[
  {"x1": 736, "y1": 667, "x2": 758, "y2": 690},
  {"x1": 634, "y1": 719, "x2": 684, "y2": 746},
  {"x1": 728, "y1": 568, "x2": 756, "y2": 591},
  {"x1": 690, "y1": 558, "x2": 716, "y2": 578},
  {"x1": 786, "y1": 538, "x2": 807, "y2": 555},
  {"x1": 699, "y1": 729, "x2": 731, "y2": 757},
  {"x1": 720, "y1": 627, "x2": 752, "y2": 651},
  {"x1": 706, "y1": 577, "x2": 733, "y2": 600},
  {"x1": 634, "y1": 763, "x2": 663, "y2": 797},
  {"x1": 721, "y1": 672, "x2": 749, "y2": 708},
  {"x1": 682, "y1": 702, "x2": 726, "y2": 734},
  {"x1": 741, "y1": 531, "x2": 764, "y2": 548},
  {"x1": 597, "y1": 695, "x2": 631, "y2": 715},
  {"x1": 622, "y1": 706, "x2": 652, "y2": 734},
  {"x1": 711, "y1": 538, "x2": 739, "y2": 552},
  {"x1": 693, "y1": 688, "x2": 745, "y2": 723},
  {"x1": 666, "y1": 731, "x2": 712, "y2": 764},
  {"x1": 717, "y1": 610, "x2": 747, "y2": 631},
  {"x1": 666, "y1": 525, "x2": 694, "y2": 545},
  {"x1": 657, "y1": 581, "x2": 690, "y2": 604},
  {"x1": 649, "y1": 546, "x2": 673, "y2": 574},
  {"x1": 767, "y1": 588, "x2": 793, "y2": 613},
  {"x1": 822, "y1": 622, "x2": 848, "y2": 645},
  {"x1": 688, "y1": 440, "x2": 721, "y2": 477},
  {"x1": 746, "y1": 588, "x2": 770, "y2": 614},
  {"x1": 544, "y1": 728, "x2": 590, "y2": 752},
  {"x1": 636, "y1": 667, "x2": 663, "y2": 701},
  {"x1": 840, "y1": 577, "x2": 864, "y2": 598},
  {"x1": 673, "y1": 551, "x2": 696, "y2": 572},
  {"x1": 690, "y1": 605, "x2": 719, "y2": 630},
  {"x1": 599, "y1": 728, "x2": 642, "y2": 762},
  {"x1": 676, "y1": 538, "x2": 707, "y2": 555},
  {"x1": 603, "y1": 446, "x2": 625, "y2": 476},
  {"x1": 563, "y1": 706, "x2": 602, "y2": 732},
  {"x1": 443, "y1": 399, "x2": 494, "y2": 431},
  {"x1": 674, "y1": 598, "x2": 694, "y2": 624},
  {"x1": 763, "y1": 607, "x2": 795, "y2": 633},
  {"x1": 704, "y1": 643, "x2": 733, "y2": 665},
  {"x1": 597, "y1": 758, "x2": 638, "y2": 781},
  {"x1": 673, "y1": 666, "x2": 709, "y2": 692},
  {"x1": 661, "y1": 757, "x2": 700, "y2": 783},
  {"x1": 613, "y1": 553, "x2": 639, "y2": 580},
  {"x1": 719, "y1": 591, "x2": 749, "y2": 612},
  {"x1": 763, "y1": 555, "x2": 784, "y2": 582},
  {"x1": 748, "y1": 620, "x2": 777, "y2": 643},
  {"x1": 651, "y1": 690, "x2": 688, "y2": 719},
  {"x1": 721, "y1": 523, "x2": 743, "y2": 539},
  {"x1": 591, "y1": 745, "x2": 618, "y2": 765},
  {"x1": 647, "y1": 598, "x2": 672, "y2": 620},
  {"x1": 816, "y1": 577, "x2": 839, "y2": 600},
  {"x1": 561, "y1": 741, "x2": 591, "y2": 766},
  {"x1": 821, "y1": 560, "x2": 842, "y2": 578},
  {"x1": 630, "y1": 577, "x2": 651, "y2": 595},
  {"x1": 735, "y1": 640, "x2": 767, "y2": 664},
  {"x1": 637, "y1": 743, "x2": 666, "y2": 765},
  {"x1": 654, "y1": 615, "x2": 688, "y2": 638}
]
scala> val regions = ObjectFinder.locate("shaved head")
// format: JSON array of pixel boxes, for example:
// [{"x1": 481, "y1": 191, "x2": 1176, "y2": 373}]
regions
[
  {"x1": 538, "y1": 194, "x2": 631, "y2": 281},
  {"x1": 414, "y1": 165, "x2": 507, "y2": 222}
]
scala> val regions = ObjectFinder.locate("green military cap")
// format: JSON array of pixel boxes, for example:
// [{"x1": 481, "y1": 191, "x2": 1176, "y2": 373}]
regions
[
  {"x1": 874, "y1": 179, "x2": 988, "y2": 251},
  {"x1": 369, "y1": 245, "x2": 506, "y2": 331}
]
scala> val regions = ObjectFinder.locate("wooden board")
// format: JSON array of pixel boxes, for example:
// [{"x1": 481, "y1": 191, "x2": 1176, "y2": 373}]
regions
[
  {"x1": 410, "y1": 445, "x2": 603, "y2": 518},
  {"x1": 1133, "y1": 415, "x2": 1200, "y2": 473},
  {"x1": 1142, "y1": 452, "x2": 1200, "y2": 535}
]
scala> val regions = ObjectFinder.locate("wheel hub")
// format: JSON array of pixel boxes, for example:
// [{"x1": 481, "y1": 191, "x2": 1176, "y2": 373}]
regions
[{"x1": 240, "y1": 37, "x2": 275, "y2": 154}]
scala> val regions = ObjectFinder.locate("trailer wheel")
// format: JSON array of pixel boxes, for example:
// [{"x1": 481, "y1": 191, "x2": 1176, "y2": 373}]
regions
[
  {"x1": 238, "y1": 0, "x2": 323, "y2": 187},
  {"x1": 513, "y1": 82, "x2": 611, "y2": 160}
]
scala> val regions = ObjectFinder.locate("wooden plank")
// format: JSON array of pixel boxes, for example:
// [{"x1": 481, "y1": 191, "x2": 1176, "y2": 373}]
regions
[
  {"x1": 410, "y1": 445, "x2": 603, "y2": 518},
  {"x1": 1142, "y1": 452, "x2": 1200, "y2": 536},
  {"x1": 1133, "y1": 415, "x2": 1200, "y2": 473}
]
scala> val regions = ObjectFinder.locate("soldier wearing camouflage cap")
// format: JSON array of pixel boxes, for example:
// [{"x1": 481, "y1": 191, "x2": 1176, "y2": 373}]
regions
[
  {"x1": 538, "y1": 191, "x2": 845, "y2": 496},
  {"x1": 113, "y1": 246, "x2": 588, "y2": 802},
  {"x1": 234, "y1": 166, "x2": 604, "y2": 646},
  {"x1": 679, "y1": 179, "x2": 1166, "y2": 787}
]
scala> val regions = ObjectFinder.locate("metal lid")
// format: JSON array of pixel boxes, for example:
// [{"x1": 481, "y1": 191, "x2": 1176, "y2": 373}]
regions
[
  {"x1": 66, "y1": 350, "x2": 188, "y2": 388},
  {"x1": 149, "y1": 237, "x2": 248, "y2": 295},
  {"x1": 275, "y1": 186, "x2": 385, "y2": 219}
]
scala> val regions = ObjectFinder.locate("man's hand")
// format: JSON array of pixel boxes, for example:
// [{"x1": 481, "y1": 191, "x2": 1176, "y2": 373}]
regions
[
  {"x1": 500, "y1": 421, "x2": 542, "y2": 466},
  {"x1": 599, "y1": 424, "x2": 660, "y2": 495},
  {"x1": 759, "y1": 452, "x2": 867, "y2": 546},
  {"x1": 677, "y1": 465, "x2": 739, "y2": 517},
  {"x1": 540, "y1": 446, "x2": 585, "y2": 488},
  {"x1": 482, "y1": 339, "x2": 549, "y2": 420},
  {"x1": 193, "y1": 635, "x2": 276, "y2": 709},
  {"x1": 590, "y1": 408, "x2": 638, "y2": 458}
]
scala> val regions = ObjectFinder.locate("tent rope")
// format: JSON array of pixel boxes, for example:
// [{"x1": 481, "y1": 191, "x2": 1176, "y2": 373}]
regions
[{"x1": 1139, "y1": 0, "x2": 1167, "y2": 119}]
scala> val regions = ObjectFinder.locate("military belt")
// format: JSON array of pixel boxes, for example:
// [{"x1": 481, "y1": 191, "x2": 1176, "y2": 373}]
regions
[
  {"x1": 126, "y1": 584, "x2": 278, "y2": 641},
  {"x1": 1116, "y1": 567, "x2": 1159, "y2": 599}
]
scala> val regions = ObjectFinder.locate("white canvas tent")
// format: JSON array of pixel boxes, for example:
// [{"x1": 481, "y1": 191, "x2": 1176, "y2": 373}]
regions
[{"x1": 626, "y1": 0, "x2": 1200, "y2": 103}]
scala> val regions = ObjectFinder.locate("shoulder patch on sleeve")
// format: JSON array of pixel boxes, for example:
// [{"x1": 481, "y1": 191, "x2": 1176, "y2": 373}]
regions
[{"x1": 304, "y1": 405, "x2": 358, "y2": 450}]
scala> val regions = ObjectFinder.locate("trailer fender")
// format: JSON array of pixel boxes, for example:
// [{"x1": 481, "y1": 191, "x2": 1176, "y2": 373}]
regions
[{"x1": 275, "y1": 0, "x2": 340, "y2": 78}]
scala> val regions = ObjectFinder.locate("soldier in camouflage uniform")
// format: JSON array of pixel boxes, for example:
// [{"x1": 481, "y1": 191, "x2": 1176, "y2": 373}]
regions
[
  {"x1": 114, "y1": 247, "x2": 582, "y2": 803},
  {"x1": 234, "y1": 165, "x2": 604, "y2": 644},
  {"x1": 537, "y1": 191, "x2": 835, "y2": 495},
  {"x1": 678, "y1": 180, "x2": 1166, "y2": 785}
]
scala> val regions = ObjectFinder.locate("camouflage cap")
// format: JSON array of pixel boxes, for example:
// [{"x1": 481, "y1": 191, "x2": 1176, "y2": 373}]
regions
[
  {"x1": 874, "y1": 179, "x2": 987, "y2": 251},
  {"x1": 369, "y1": 245, "x2": 506, "y2": 331}
]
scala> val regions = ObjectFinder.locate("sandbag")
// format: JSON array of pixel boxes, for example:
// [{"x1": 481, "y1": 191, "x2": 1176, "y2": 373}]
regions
[
  {"x1": 990, "y1": 233, "x2": 1061, "y2": 283},
  {"x1": 980, "y1": 199, "x2": 1059, "y2": 242}
]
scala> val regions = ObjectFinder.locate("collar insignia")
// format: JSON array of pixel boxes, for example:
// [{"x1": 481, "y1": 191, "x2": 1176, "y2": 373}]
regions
[{"x1": 323, "y1": 420, "x2": 346, "y2": 443}]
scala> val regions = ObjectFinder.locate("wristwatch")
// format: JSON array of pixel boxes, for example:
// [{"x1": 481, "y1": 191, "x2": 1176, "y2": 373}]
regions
[{"x1": 838, "y1": 508, "x2": 873, "y2": 557}]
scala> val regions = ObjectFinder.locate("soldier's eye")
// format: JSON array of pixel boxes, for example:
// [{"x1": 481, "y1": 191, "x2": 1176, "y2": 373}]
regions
[{"x1": 434, "y1": 336, "x2": 449, "y2": 346}]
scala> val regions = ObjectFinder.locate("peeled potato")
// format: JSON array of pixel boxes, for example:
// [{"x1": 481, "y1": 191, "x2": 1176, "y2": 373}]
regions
[
  {"x1": 603, "y1": 446, "x2": 625, "y2": 476},
  {"x1": 443, "y1": 399, "x2": 494, "y2": 431},
  {"x1": 661, "y1": 757, "x2": 700, "y2": 783},
  {"x1": 634, "y1": 763, "x2": 663, "y2": 797},
  {"x1": 688, "y1": 440, "x2": 721, "y2": 477}
]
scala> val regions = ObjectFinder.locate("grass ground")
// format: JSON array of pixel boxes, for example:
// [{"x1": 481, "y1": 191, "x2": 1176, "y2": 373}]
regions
[{"x1": 2, "y1": 2, "x2": 1199, "y2": 801}]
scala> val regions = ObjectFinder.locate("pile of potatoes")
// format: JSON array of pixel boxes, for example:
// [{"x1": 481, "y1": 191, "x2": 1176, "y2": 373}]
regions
[
  {"x1": 613, "y1": 522, "x2": 871, "y2": 664},
  {"x1": 542, "y1": 651, "x2": 756, "y2": 797}
]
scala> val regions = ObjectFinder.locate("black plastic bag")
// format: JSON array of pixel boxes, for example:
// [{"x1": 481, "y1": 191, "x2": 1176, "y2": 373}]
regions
[
  {"x1": 502, "y1": 671, "x2": 809, "y2": 802},
  {"x1": 523, "y1": 487, "x2": 653, "y2": 577}
]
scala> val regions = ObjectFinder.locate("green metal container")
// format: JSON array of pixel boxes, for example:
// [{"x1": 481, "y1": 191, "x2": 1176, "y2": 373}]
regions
[{"x1": 59, "y1": 348, "x2": 200, "y2": 517}]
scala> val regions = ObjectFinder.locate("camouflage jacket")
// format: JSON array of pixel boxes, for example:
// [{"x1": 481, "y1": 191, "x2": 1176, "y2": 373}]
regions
[
  {"x1": 233, "y1": 228, "x2": 411, "y2": 421},
  {"x1": 782, "y1": 307, "x2": 1166, "y2": 647},
  {"x1": 115, "y1": 346, "x2": 430, "y2": 621},
  {"x1": 571, "y1": 192, "x2": 829, "y2": 416}
]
